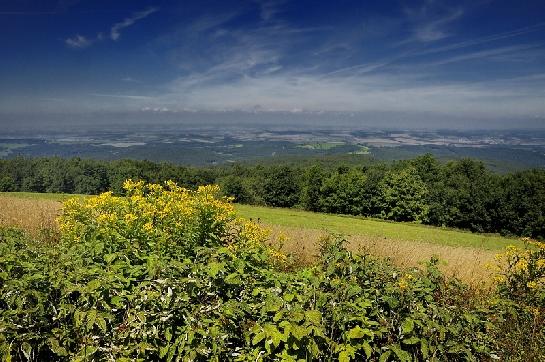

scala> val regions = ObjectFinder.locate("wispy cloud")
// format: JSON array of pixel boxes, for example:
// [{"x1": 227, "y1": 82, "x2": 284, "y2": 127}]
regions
[
  {"x1": 255, "y1": 0, "x2": 287, "y2": 21},
  {"x1": 415, "y1": 9, "x2": 463, "y2": 42},
  {"x1": 140, "y1": 69, "x2": 544, "y2": 121},
  {"x1": 110, "y1": 7, "x2": 158, "y2": 41},
  {"x1": 65, "y1": 34, "x2": 92, "y2": 48},
  {"x1": 425, "y1": 43, "x2": 544, "y2": 66},
  {"x1": 416, "y1": 22, "x2": 545, "y2": 56},
  {"x1": 65, "y1": 7, "x2": 158, "y2": 49},
  {"x1": 121, "y1": 77, "x2": 142, "y2": 83},
  {"x1": 404, "y1": 3, "x2": 464, "y2": 43}
]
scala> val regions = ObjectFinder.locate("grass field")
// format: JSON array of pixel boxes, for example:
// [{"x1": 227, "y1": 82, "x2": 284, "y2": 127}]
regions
[
  {"x1": 235, "y1": 204, "x2": 521, "y2": 251},
  {"x1": 0, "y1": 191, "x2": 523, "y2": 286}
]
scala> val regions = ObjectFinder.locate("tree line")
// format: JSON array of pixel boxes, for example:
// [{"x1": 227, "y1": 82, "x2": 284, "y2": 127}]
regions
[{"x1": 0, "y1": 155, "x2": 544, "y2": 239}]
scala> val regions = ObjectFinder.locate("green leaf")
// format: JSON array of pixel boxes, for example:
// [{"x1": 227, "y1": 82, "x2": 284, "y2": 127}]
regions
[
  {"x1": 361, "y1": 342, "x2": 373, "y2": 359},
  {"x1": 263, "y1": 296, "x2": 283, "y2": 313},
  {"x1": 96, "y1": 316, "x2": 107, "y2": 332},
  {"x1": 48, "y1": 338, "x2": 68, "y2": 357},
  {"x1": 207, "y1": 262, "x2": 224, "y2": 277},
  {"x1": 21, "y1": 342, "x2": 31, "y2": 360},
  {"x1": 224, "y1": 272, "x2": 241, "y2": 285},
  {"x1": 346, "y1": 325, "x2": 371, "y2": 340},
  {"x1": 390, "y1": 344, "x2": 411, "y2": 362},
  {"x1": 420, "y1": 339, "x2": 429, "y2": 359},
  {"x1": 403, "y1": 337, "x2": 420, "y2": 345},
  {"x1": 86, "y1": 309, "x2": 97, "y2": 331},
  {"x1": 104, "y1": 253, "x2": 116, "y2": 264},
  {"x1": 252, "y1": 331, "x2": 265, "y2": 345},
  {"x1": 379, "y1": 350, "x2": 392, "y2": 362},
  {"x1": 86, "y1": 279, "x2": 101, "y2": 292},
  {"x1": 283, "y1": 293, "x2": 295, "y2": 302},
  {"x1": 339, "y1": 351, "x2": 351, "y2": 362},
  {"x1": 159, "y1": 345, "x2": 170, "y2": 358},
  {"x1": 305, "y1": 310, "x2": 322, "y2": 325},
  {"x1": 0, "y1": 342, "x2": 12, "y2": 362},
  {"x1": 111, "y1": 296, "x2": 124, "y2": 307},
  {"x1": 402, "y1": 318, "x2": 414, "y2": 334},
  {"x1": 165, "y1": 327, "x2": 173, "y2": 342},
  {"x1": 74, "y1": 346, "x2": 98, "y2": 361}
]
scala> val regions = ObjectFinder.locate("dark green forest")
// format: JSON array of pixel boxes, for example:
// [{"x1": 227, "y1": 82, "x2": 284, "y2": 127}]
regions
[{"x1": 1, "y1": 155, "x2": 544, "y2": 239}]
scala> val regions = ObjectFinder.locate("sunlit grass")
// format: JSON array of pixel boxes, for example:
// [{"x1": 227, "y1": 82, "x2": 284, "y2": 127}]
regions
[{"x1": 235, "y1": 204, "x2": 523, "y2": 251}]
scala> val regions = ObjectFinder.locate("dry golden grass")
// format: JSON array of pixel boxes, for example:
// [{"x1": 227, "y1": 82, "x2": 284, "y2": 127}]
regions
[
  {"x1": 0, "y1": 196, "x2": 61, "y2": 238},
  {"x1": 0, "y1": 194, "x2": 497, "y2": 287},
  {"x1": 266, "y1": 224, "x2": 497, "y2": 287}
]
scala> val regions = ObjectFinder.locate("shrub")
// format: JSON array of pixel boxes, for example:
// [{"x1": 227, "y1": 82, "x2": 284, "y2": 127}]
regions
[{"x1": 493, "y1": 240, "x2": 545, "y2": 307}]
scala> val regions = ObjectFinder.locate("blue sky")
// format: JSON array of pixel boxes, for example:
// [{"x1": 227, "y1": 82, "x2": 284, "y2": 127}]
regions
[{"x1": 1, "y1": 0, "x2": 545, "y2": 128}]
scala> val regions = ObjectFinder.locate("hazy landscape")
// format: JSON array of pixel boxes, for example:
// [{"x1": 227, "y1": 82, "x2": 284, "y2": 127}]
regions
[
  {"x1": 2, "y1": 127, "x2": 545, "y2": 171},
  {"x1": 1, "y1": 0, "x2": 545, "y2": 360}
]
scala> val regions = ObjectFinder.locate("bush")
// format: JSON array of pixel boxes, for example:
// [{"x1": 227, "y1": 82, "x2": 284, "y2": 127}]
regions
[{"x1": 493, "y1": 240, "x2": 545, "y2": 307}]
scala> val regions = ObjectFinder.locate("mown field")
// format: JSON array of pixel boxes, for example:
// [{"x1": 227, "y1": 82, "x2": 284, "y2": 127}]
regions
[{"x1": 0, "y1": 191, "x2": 524, "y2": 286}]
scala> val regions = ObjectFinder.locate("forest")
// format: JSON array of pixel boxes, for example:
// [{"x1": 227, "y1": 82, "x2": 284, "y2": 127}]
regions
[{"x1": 1, "y1": 154, "x2": 544, "y2": 239}]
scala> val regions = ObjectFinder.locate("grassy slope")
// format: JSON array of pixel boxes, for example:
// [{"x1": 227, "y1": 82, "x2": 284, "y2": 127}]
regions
[
  {"x1": 235, "y1": 204, "x2": 522, "y2": 251},
  {"x1": 2, "y1": 192, "x2": 521, "y2": 250}
]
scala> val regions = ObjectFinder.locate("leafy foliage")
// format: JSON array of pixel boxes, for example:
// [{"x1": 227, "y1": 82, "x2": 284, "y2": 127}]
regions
[{"x1": 377, "y1": 168, "x2": 428, "y2": 222}]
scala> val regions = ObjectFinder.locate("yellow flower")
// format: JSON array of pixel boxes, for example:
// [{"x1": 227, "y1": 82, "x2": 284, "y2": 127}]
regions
[
  {"x1": 124, "y1": 213, "x2": 137, "y2": 223},
  {"x1": 398, "y1": 278, "x2": 408, "y2": 290},
  {"x1": 493, "y1": 275, "x2": 506, "y2": 284},
  {"x1": 514, "y1": 259, "x2": 528, "y2": 272},
  {"x1": 143, "y1": 222, "x2": 153, "y2": 232},
  {"x1": 527, "y1": 281, "x2": 538, "y2": 289}
]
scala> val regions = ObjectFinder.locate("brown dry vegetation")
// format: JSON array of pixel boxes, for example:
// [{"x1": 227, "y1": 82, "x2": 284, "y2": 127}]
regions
[
  {"x1": 0, "y1": 196, "x2": 61, "y2": 238},
  {"x1": 0, "y1": 195, "x2": 497, "y2": 287},
  {"x1": 267, "y1": 224, "x2": 497, "y2": 287}
]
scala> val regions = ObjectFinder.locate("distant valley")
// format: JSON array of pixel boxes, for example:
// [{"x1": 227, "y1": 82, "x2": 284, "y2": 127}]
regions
[{"x1": 2, "y1": 128, "x2": 545, "y2": 172}]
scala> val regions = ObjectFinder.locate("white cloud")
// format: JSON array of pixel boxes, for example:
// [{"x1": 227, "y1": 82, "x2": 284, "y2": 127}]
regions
[
  {"x1": 413, "y1": 9, "x2": 463, "y2": 42},
  {"x1": 403, "y1": 3, "x2": 464, "y2": 43},
  {"x1": 146, "y1": 68, "x2": 545, "y2": 119},
  {"x1": 65, "y1": 34, "x2": 92, "y2": 48},
  {"x1": 416, "y1": 22, "x2": 545, "y2": 56},
  {"x1": 65, "y1": 7, "x2": 158, "y2": 49},
  {"x1": 424, "y1": 44, "x2": 543, "y2": 66},
  {"x1": 110, "y1": 7, "x2": 158, "y2": 41}
]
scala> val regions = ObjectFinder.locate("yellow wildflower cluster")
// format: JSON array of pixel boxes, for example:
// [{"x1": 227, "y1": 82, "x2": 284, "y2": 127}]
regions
[
  {"x1": 493, "y1": 240, "x2": 545, "y2": 297},
  {"x1": 397, "y1": 273, "x2": 414, "y2": 291},
  {"x1": 57, "y1": 180, "x2": 284, "y2": 262}
]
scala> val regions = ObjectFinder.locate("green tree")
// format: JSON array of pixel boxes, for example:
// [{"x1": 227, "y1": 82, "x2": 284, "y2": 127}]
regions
[
  {"x1": 377, "y1": 167, "x2": 429, "y2": 222},
  {"x1": 498, "y1": 170, "x2": 545, "y2": 239},
  {"x1": 262, "y1": 166, "x2": 300, "y2": 207},
  {"x1": 300, "y1": 164, "x2": 325, "y2": 212},
  {"x1": 0, "y1": 175, "x2": 15, "y2": 192},
  {"x1": 319, "y1": 169, "x2": 368, "y2": 215},
  {"x1": 427, "y1": 159, "x2": 498, "y2": 232},
  {"x1": 219, "y1": 175, "x2": 255, "y2": 203}
]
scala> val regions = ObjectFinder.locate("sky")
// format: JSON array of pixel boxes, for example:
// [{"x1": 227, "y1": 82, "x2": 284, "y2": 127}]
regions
[{"x1": 1, "y1": 0, "x2": 545, "y2": 129}]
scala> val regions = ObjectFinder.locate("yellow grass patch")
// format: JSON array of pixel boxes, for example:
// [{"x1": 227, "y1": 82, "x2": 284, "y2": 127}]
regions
[
  {"x1": 266, "y1": 224, "x2": 496, "y2": 287},
  {"x1": 0, "y1": 196, "x2": 61, "y2": 238}
]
